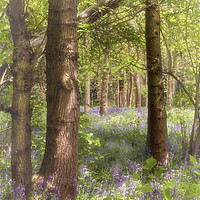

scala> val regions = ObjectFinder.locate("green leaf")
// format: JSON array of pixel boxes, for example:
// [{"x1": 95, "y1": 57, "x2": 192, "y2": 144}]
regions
[
  {"x1": 142, "y1": 186, "x2": 153, "y2": 193},
  {"x1": 163, "y1": 188, "x2": 171, "y2": 200},
  {"x1": 155, "y1": 165, "x2": 165, "y2": 178},
  {"x1": 148, "y1": 174, "x2": 155, "y2": 179},
  {"x1": 145, "y1": 156, "x2": 157, "y2": 168},
  {"x1": 194, "y1": 171, "x2": 200, "y2": 176},
  {"x1": 196, "y1": 163, "x2": 200, "y2": 169},
  {"x1": 167, "y1": 180, "x2": 176, "y2": 188},
  {"x1": 132, "y1": 172, "x2": 140, "y2": 179},
  {"x1": 189, "y1": 155, "x2": 197, "y2": 166}
]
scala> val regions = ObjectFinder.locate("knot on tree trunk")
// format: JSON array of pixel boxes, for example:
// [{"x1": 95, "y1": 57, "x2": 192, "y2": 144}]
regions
[{"x1": 61, "y1": 73, "x2": 73, "y2": 90}]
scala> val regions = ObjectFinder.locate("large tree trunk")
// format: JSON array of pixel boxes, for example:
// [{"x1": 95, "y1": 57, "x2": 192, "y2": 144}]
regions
[
  {"x1": 100, "y1": 52, "x2": 109, "y2": 116},
  {"x1": 84, "y1": 74, "x2": 90, "y2": 113},
  {"x1": 7, "y1": 0, "x2": 33, "y2": 196},
  {"x1": 145, "y1": 0, "x2": 169, "y2": 166},
  {"x1": 39, "y1": 0, "x2": 79, "y2": 199}
]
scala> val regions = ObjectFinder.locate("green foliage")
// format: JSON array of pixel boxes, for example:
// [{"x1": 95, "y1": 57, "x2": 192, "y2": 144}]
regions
[{"x1": 26, "y1": 0, "x2": 48, "y2": 33}]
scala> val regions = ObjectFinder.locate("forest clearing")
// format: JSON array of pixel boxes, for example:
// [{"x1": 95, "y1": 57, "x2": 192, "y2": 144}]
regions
[{"x1": 0, "y1": 0, "x2": 200, "y2": 199}]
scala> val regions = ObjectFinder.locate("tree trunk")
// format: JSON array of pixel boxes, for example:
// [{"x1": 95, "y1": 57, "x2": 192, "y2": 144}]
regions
[
  {"x1": 189, "y1": 65, "x2": 200, "y2": 157},
  {"x1": 100, "y1": 51, "x2": 109, "y2": 116},
  {"x1": 116, "y1": 75, "x2": 120, "y2": 108},
  {"x1": 7, "y1": 0, "x2": 33, "y2": 196},
  {"x1": 39, "y1": 0, "x2": 79, "y2": 199},
  {"x1": 127, "y1": 72, "x2": 133, "y2": 108},
  {"x1": 122, "y1": 71, "x2": 126, "y2": 107},
  {"x1": 145, "y1": 0, "x2": 169, "y2": 166},
  {"x1": 167, "y1": 50, "x2": 178, "y2": 107},
  {"x1": 84, "y1": 74, "x2": 90, "y2": 113},
  {"x1": 134, "y1": 72, "x2": 142, "y2": 108}
]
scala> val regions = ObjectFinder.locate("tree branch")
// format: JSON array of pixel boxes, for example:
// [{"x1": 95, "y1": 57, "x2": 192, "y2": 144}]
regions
[
  {"x1": 163, "y1": 71, "x2": 195, "y2": 107},
  {"x1": 0, "y1": 77, "x2": 13, "y2": 87},
  {"x1": 78, "y1": 0, "x2": 122, "y2": 23},
  {"x1": 0, "y1": 63, "x2": 9, "y2": 84}
]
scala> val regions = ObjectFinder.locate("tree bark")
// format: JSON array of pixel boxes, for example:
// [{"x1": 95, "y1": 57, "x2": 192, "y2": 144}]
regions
[
  {"x1": 7, "y1": 0, "x2": 33, "y2": 196},
  {"x1": 100, "y1": 51, "x2": 109, "y2": 116},
  {"x1": 145, "y1": 0, "x2": 168, "y2": 166},
  {"x1": 39, "y1": 0, "x2": 79, "y2": 199}
]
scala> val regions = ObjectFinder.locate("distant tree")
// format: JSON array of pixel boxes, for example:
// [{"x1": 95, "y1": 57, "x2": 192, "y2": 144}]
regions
[
  {"x1": 145, "y1": 0, "x2": 169, "y2": 166},
  {"x1": 100, "y1": 50, "x2": 110, "y2": 116},
  {"x1": 38, "y1": 0, "x2": 79, "y2": 199},
  {"x1": 84, "y1": 73, "x2": 91, "y2": 113}
]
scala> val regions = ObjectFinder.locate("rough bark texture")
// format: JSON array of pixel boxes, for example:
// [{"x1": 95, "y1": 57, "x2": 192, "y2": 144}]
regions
[
  {"x1": 84, "y1": 74, "x2": 90, "y2": 113},
  {"x1": 39, "y1": 0, "x2": 79, "y2": 199},
  {"x1": 100, "y1": 52, "x2": 109, "y2": 116},
  {"x1": 7, "y1": 0, "x2": 33, "y2": 196},
  {"x1": 145, "y1": 0, "x2": 168, "y2": 166}
]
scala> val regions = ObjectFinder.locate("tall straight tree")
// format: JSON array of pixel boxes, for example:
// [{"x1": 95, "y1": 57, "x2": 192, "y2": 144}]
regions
[
  {"x1": 7, "y1": 0, "x2": 33, "y2": 196},
  {"x1": 145, "y1": 0, "x2": 169, "y2": 166},
  {"x1": 100, "y1": 50, "x2": 109, "y2": 116},
  {"x1": 39, "y1": 0, "x2": 79, "y2": 199}
]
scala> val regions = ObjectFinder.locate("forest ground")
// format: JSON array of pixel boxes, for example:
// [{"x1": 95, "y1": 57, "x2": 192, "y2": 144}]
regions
[{"x1": 1, "y1": 107, "x2": 200, "y2": 199}]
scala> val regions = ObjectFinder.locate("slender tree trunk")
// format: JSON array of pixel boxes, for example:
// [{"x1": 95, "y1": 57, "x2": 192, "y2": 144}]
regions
[
  {"x1": 189, "y1": 65, "x2": 200, "y2": 157},
  {"x1": 122, "y1": 71, "x2": 126, "y2": 107},
  {"x1": 39, "y1": 0, "x2": 79, "y2": 199},
  {"x1": 116, "y1": 75, "x2": 120, "y2": 108},
  {"x1": 119, "y1": 79, "x2": 123, "y2": 107},
  {"x1": 134, "y1": 72, "x2": 142, "y2": 108},
  {"x1": 145, "y1": 0, "x2": 169, "y2": 166},
  {"x1": 100, "y1": 51, "x2": 109, "y2": 116},
  {"x1": 84, "y1": 74, "x2": 90, "y2": 113},
  {"x1": 167, "y1": 50, "x2": 178, "y2": 107},
  {"x1": 127, "y1": 72, "x2": 133, "y2": 108},
  {"x1": 7, "y1": 0, "x2": 33, "y2": 196}
]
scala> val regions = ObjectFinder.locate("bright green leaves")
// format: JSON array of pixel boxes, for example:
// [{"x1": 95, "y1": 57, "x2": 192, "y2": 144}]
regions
[
  {"x1": 189, "y1": 154, "x2": 197, "y2": 166},
  {"x1": 144, "y1": 156, "x2": 157, "y2": 169},
  {"x1": 143, "y1": 156, "x2": 165, "y2": 180},
  {"x1": 25, "y1": 0, "x2": 48, "y2": 33}
]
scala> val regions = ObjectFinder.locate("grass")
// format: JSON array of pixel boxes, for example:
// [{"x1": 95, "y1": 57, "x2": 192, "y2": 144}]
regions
[{"x1": 1, "y1": 107, "x2": 200, "y2": 199}]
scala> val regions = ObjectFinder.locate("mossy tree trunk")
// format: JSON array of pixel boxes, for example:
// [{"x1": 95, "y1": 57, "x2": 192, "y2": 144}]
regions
[
  {"x1": 145, "y1": 0, "x2": 169, "y2": 166},
  {"x1": 39, "y1": 0, "x2": 79, "y2": 199},
  {"x1": 7, "y1": 0, "x2": 33, "y2": 196}
]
